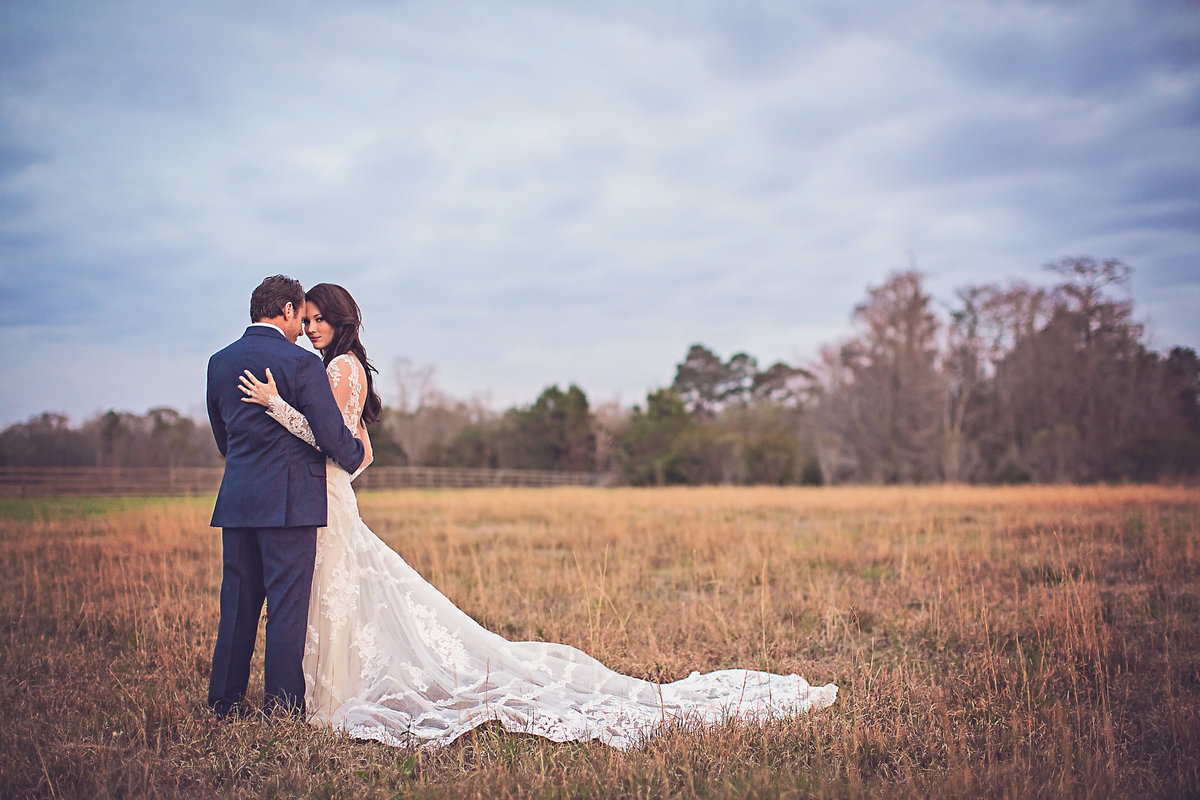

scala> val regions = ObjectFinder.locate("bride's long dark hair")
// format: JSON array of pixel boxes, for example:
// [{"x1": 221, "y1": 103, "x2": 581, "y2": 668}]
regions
[{"x1": 305, "y1": 283, "x2": 383, "y2": 426}]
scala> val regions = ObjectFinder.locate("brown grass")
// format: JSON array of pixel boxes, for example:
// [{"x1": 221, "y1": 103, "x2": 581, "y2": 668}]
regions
[{"x1": 1, "y1": 485, "x2": 1197, "y2": 798}]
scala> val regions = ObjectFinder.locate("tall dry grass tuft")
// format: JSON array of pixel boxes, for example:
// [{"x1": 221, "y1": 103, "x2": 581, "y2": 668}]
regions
[{"x1": 1, "y1": 486, "x2": 1198, "y2": 798}]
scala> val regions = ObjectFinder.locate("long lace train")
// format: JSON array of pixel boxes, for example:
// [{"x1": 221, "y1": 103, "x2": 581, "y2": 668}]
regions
[{"x1": 303, "y1": 467, "x2": 838, "y2": 750}]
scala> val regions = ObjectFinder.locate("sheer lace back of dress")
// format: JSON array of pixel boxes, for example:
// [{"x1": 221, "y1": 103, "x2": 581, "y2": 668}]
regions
[{"x1": 325, "y1": 354, "x2": 363, "y2": 436}]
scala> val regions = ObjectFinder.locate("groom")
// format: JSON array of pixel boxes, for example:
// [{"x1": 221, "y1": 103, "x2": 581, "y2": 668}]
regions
[{"x1": 206, "y1": 275, "x2": 365, "y2": 719}]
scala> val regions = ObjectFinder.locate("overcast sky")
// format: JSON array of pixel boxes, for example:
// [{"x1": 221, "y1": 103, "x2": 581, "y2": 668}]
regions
[{"x1": 2, "y1": 0, "x2": 1198, "y2": 426}]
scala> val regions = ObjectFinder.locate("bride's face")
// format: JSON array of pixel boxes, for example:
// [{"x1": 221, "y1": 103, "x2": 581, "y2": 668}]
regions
[{"x1": 303, "y1": 301, "x2": 336, "y2": 352}]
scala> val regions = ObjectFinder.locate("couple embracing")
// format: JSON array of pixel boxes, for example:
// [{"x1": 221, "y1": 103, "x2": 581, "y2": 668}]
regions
[{"x1": 205, "y1": 275, "x2": 837, "y2": 750}]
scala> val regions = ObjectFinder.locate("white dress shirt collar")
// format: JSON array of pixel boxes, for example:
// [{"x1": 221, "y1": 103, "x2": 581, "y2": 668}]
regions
[{"x1": 249, "y1": 321, "x2": 286, "y2": 337}]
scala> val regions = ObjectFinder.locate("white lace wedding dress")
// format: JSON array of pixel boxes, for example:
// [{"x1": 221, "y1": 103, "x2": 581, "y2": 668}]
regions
[{"x1": 266, "y1": 353, "x2": 838, "y2": 750}]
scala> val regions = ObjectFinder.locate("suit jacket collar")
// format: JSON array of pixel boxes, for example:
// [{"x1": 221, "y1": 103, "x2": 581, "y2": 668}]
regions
[{"x1": 243, "y1": 323, "x2": 287, "y2": 341}]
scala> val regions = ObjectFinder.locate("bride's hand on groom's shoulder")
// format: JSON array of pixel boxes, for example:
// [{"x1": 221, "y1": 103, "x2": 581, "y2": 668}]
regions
[{"x1": 239, "y1": 368, "x2": 279, "y2": 408}]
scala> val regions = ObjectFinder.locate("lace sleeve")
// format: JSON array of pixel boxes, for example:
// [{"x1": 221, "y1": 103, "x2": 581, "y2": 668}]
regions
[
  {"x1": 267, "y1": 395, "x2": 320, "y2": 451},
  {"x1": 263, "y1": 355, "x2": 371, "y2": 473}
]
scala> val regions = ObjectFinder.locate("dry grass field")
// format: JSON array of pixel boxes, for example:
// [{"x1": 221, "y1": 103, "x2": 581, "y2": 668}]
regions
[{"x1": 1, "y1": 485, "x2": 1198, "y2": 799}]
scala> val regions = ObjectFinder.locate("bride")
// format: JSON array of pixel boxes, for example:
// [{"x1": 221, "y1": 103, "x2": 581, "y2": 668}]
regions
[{"x1": 239, "y1": 283, "x2": 837, "y2": 750}]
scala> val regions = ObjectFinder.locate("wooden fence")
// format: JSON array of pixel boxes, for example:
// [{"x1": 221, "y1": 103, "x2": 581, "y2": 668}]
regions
[{"x1": 0, "y1": 465, "x2": 602, "y2": 497}]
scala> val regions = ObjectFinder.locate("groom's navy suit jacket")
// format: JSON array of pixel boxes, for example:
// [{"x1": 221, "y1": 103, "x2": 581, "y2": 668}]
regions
[{"x1": 207, "y1": 325, "x2": 365, "y2": 528}]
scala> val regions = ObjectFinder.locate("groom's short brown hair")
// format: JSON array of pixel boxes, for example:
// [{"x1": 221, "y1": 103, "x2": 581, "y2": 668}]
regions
[{"x1": 250, "y1": 275, "x2": 304, "y2": 322}]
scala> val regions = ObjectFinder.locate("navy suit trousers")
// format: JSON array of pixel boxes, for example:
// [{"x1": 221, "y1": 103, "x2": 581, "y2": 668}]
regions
[{"x1": 208, "y1": 526, "x2": 317, "y2": 718}]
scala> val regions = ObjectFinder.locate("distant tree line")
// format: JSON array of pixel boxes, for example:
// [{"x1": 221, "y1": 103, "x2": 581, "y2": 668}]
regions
[
  {"x1": 4, "y1": 257, "x2": 1197, "y2": 484},
  {"x1": 807, "y1": 258, "x2": 1199, "y2": 484},
  {"x1": 0, "y1": 408, "x2": 223, "y2": 469}
]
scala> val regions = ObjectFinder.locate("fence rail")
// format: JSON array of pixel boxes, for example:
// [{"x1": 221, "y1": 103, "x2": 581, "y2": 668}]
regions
[{"x1": 0, "y1": 465, "x2": 602, "y2": 497}]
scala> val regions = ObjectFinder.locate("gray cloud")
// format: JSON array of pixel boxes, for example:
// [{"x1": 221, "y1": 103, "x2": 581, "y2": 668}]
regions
[{"x1": 1, "y1": 0, "x2": 1197, "y2": 424}]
